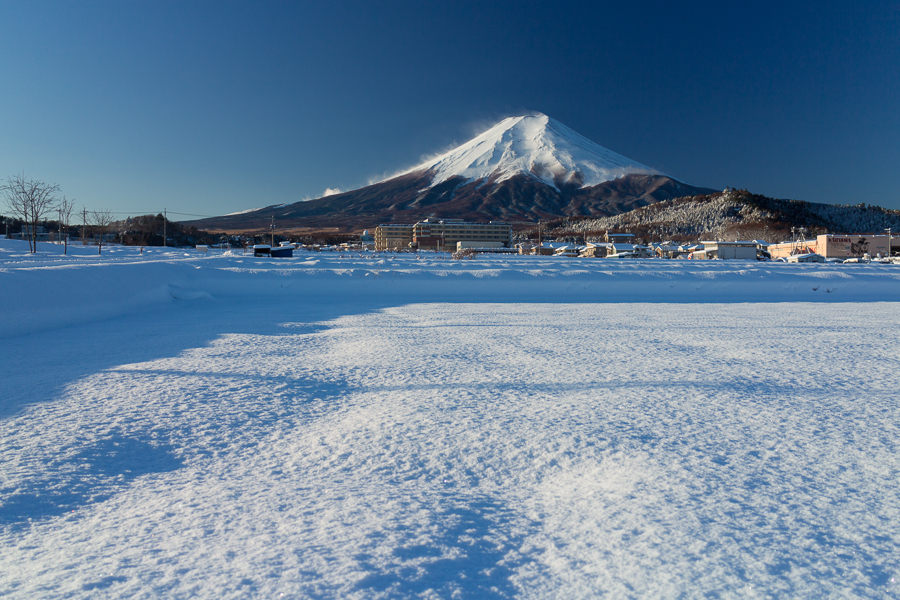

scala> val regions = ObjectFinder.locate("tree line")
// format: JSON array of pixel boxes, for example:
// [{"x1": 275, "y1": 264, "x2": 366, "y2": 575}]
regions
[
  {"x1": 0, "y1": 173, "x2": 221, "y2": 252},
  {"x1": 0, "y1": 173, "x2": 117, "y2": 254},
  {"x1": 3, "y1": 173, "x2": 405, "y2": 252}
]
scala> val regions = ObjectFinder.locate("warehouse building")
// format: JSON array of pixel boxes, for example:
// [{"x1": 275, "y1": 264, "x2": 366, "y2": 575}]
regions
[{"x1": 692, "y1": 241, "x2": 760, "y2": 260}]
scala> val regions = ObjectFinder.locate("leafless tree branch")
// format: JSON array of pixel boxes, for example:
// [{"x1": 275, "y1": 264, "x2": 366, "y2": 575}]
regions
[
  {"x1": 58, "y1": 196, "x2": 76, "y2": 254},
  {"x1": 91, "y1": 209, "x2": 115, "y2": 255},
  {"x1": 1, "y1": 173, "x2": 60, "y2": 253}
]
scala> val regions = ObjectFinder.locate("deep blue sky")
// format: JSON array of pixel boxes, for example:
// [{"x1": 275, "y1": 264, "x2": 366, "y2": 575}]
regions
[{"x1": 2, "y1": 0, "x2": 898, "y2": 218}]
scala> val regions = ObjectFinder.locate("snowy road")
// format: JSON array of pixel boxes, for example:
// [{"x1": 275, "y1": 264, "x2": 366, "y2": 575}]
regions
[{"x1": 2, "y1": 243, "x2": 900, "y2": 598}]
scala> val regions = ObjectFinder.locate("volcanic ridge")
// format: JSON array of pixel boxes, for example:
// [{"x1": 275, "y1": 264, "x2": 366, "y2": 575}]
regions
[{"x1": 190, "y1": 114, "x2": 715, "y2": 232}]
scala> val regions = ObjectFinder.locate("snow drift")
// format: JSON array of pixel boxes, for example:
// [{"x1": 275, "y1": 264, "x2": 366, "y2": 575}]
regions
[{"x1": 2, "y1": 239, "x2": 900, "y2": 598}]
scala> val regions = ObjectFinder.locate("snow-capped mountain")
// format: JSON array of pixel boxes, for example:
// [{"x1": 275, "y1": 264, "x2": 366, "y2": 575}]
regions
[
  {"x1": 399, "y1": 113, "x2": 660, "y2": 190},
  {"x1": 189, "y1": 114, "x2": 714, "y2": 231}
]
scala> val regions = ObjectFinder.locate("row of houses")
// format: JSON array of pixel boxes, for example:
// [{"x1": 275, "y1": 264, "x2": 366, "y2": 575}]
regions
[
  {"x1": 373, "y1": 224, "x2": 656, "y2": 254},
  {"x1": 374, "y1": 221, "x2": 898, "y2": 260},
  {"x1": 519, "y1": 240, "x2": 770, "y2": 259},
  {"x1": 521, "y1": 241, "x2": 649, "y2": 258},
  {"x1": 522, "y1": 234, "x2": 899, "y2": 260}
]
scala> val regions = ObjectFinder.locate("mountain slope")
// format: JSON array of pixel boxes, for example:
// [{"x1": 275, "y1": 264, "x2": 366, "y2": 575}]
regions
[
  {"x1": 397, "y1": 114, "x2": 659, "y2": 190},
  {"x1": 534, "y1": 188, "x2": 900, "y2": 243},
  {"x1": 188, "y1": 114, "x2": 714, "y2": 231}
]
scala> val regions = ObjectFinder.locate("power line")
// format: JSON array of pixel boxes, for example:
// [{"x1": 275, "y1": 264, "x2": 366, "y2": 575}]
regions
[
  {"x1": 166, "y1": 211, "x2": 217, "y2": 217},
  {"x1": 100, "y1": 210, "x2": 217, "y2": 217}
]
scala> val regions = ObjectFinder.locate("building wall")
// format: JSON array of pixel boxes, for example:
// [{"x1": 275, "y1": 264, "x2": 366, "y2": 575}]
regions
[
  {"x1": 768, "y1": 235, "x2": 891, "y2": 259},
  {"x1": 768, "y1": 240, "x2": 818, "y2": 259},
  {"x1": 816, "y1": 235, "x2": 890, "y2": 258},
  {"x1": 412, "y1": 219, "x2": 512, "y2": 250},
  {"x1": 702, "y1": 243, "x2": 758, "y2": 260},
  {"x1": 458, "y1": 241, "x2": 504, "y2": 249},
  {"x1": 581, "y1": 245, "x2": 609, "y2": 258},
  {"x1": 374, "y1": 225, "x2": 413, "y2": 250}
]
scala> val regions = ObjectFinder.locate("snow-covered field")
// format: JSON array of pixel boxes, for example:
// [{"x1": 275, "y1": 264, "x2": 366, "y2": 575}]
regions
[{"x1": 2, "y1": 240, "x2": 900, "y2": 598}]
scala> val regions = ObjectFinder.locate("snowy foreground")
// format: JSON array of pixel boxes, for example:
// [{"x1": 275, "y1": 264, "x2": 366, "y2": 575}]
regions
[{"x1": 2, "y1": 240, "x2": 900, "y2": 598}]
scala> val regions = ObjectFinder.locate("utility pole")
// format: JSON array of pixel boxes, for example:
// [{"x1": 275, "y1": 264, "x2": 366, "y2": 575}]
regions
[
  {"x1": 270, "y1": 216, "x2": 275, "y2": 247},
  {"x1": 163, "y1": 208, "x2": 167, "y2": 248},
  {"x1": 83, "y1": 207, "x2": 87, "y2": 245},
  {"x1": 886, "y1": 228, "x2": 892, "y2": 257}
]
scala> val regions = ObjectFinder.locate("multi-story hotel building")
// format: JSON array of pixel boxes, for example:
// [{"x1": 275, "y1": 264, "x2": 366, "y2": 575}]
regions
[
  {"x1": 375, "y1": 218, "x2": 512, "y2": 251},
  {"x1": 373, "y1": 224, "x2": 414, "y2": 250}
]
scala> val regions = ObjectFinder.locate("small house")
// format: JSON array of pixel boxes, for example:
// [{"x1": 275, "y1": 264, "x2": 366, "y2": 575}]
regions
[{"x1": 580, "y1": 242, "x2": 610, "y2": 258}]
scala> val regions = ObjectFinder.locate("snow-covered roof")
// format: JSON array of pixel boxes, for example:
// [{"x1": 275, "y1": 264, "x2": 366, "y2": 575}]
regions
[
  {"x1": 700, "y1": 240, "x2": 758, "y2": 247},
  {"x1": 787, "y1": 252, "x2": 825, "y2": 262}
]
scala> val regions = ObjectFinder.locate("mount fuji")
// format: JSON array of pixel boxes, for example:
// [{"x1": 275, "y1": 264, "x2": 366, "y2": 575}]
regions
[
  {"x1": 397, "y1": 114, "x2": 660, "y2": 190},
  {"x1": 191, "y1": 114, "x2": 715, "y2": 231}
]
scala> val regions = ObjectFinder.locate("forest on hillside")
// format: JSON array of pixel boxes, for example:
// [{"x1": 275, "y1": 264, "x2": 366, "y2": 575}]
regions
[{"x1": 518, "y1": 189, "x2": 900, "y2": 244}]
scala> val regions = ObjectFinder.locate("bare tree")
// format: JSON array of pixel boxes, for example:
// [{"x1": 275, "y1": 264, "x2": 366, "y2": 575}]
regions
[
  {"x1": 91, "y1": 209, "x2": 115, "y2": 255},
  {"x1": 1, "y1": 174, "x2": 60, "y2": 253},
  {"x1": 58, "y1": 196, "x2": 76, "y2": 255}
]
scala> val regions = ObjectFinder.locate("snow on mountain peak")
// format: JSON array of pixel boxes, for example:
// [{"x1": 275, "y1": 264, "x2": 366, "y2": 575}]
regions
[{"x1": 406, "y1": 113, "x2": 660, "y2": 190}]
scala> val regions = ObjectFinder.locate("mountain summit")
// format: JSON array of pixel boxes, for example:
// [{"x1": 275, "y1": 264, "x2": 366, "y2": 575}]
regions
[
  {"x1": 401, "y1": 113, "x2": 660, "y2": 191},
  {"x1": 188, "y1": 114, "x2": 714, "y2": 232}
]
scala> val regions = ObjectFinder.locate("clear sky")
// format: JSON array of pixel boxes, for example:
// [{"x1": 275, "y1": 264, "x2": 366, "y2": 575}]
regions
[{"x1": 2, "y1": 0, "x2": 898, "y2": 219}]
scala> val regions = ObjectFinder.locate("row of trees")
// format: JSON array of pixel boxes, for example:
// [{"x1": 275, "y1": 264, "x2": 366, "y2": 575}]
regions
[{"x1": 1, "y1": 174, "x2": 114, "y2": 254}]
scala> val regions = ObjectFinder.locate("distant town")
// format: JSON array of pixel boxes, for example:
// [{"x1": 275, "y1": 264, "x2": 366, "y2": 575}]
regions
[
  {"x1": 7, "y1": 213, "x2": 898, "y2": 265},
  {"x1": 3, "y1": 173, "x2": 898, "y2": 263}
]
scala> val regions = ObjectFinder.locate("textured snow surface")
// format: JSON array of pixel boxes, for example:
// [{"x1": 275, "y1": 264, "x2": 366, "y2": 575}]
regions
[
  {"x1": 2, "y1": 240, "x2": 900, "y2": 598},
  {"x1": 402, "y1": 114, "x2": 660, "y2": 190}
]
